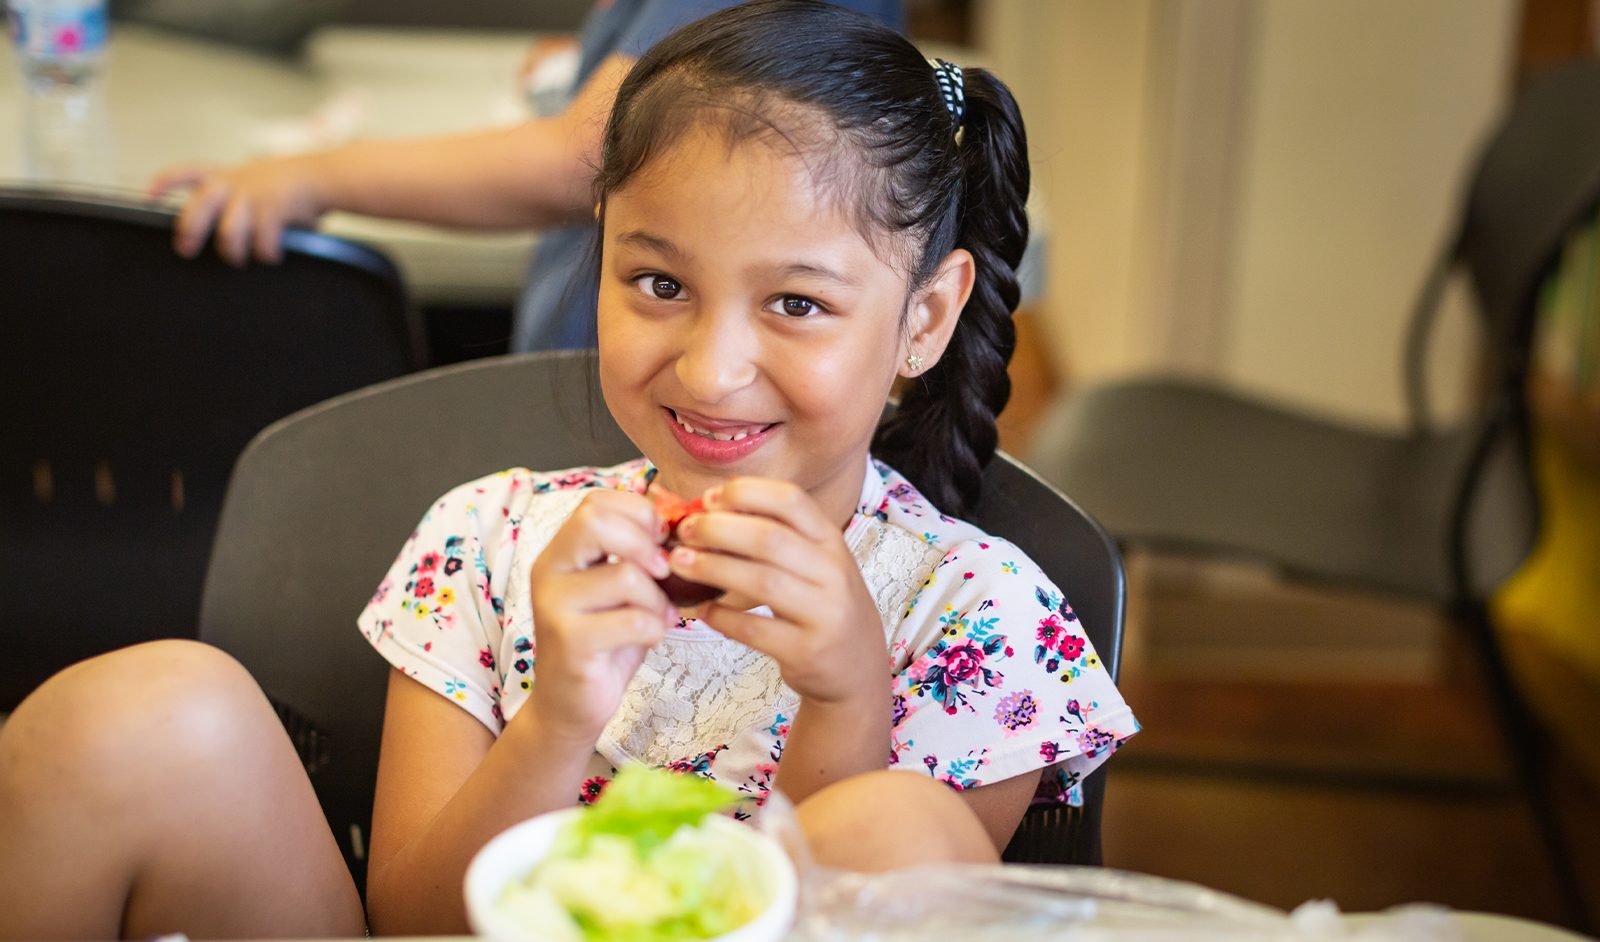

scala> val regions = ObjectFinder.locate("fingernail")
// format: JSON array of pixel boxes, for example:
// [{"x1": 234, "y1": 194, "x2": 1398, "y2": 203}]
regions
[
  {"x1": 703, "y1": 487, "x2": 722, "y2": 509},
  {"x1": 651, "y1": 550, "x2": 670, "y2": 578},
  {"x1": 671, "y1": 546, "x2": 695, "y2": 567}
]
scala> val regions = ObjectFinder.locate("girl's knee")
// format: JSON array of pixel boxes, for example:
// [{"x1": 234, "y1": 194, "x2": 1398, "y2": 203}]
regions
[
  {"x1": 795, "y1": 769, "x2": 996, "y2": 871},
  {"x1": 2, "y1": 639, "x2": 268, "y2": 781}
]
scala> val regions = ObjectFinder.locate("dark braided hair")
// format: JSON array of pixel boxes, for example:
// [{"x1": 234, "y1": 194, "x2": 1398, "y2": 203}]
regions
[{"x1": 593, "y1": 0, "x2": 1030, "y2": 517}]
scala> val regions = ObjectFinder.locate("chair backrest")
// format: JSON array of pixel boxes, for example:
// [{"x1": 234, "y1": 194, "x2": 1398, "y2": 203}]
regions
[
  {"x1": 197, "y1": 351, "x2": 1126, "y2": 888},
  {"x1": 198, "y1": 352, "x2": 635, "y2": 892},
  {"x1": 972, "y1": 454, "x2": 1125, "y2": 866},
  {"x1": 1403, "y1": 60, "x2": 1600, "y2": 602},
  {"x1": 1458, "y1": 61, "x2": 1600, "y2": 372},
  {"x1": 0, "y1": 187, "x2": 423, "y2": 709}
]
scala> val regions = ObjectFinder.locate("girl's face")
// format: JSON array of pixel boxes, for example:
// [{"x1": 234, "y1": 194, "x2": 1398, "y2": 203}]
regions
[{"x1": 597, "y1": 123, "x2": 953, "y2": 525}]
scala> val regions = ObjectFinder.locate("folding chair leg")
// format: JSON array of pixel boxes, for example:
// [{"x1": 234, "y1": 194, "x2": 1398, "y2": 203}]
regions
[{"x1": 1459, "y1": 603, "x2": 1592, "y2": 932}]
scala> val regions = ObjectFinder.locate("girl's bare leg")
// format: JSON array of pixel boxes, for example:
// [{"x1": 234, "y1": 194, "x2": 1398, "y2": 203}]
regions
[
  {"x1": 795, "y1": 769, "x2": 999, "y2": 871},
  {"x1": 0, "y1": 640, "x2": 364, "y2": 940}
]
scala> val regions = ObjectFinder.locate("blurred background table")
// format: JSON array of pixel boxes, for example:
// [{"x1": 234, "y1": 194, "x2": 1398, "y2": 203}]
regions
[{"x1": 0, "y1": 22, "x2": 541, "y2": 308}]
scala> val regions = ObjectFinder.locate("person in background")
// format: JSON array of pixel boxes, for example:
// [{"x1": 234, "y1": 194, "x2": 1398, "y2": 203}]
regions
[{"x1": 148, "y1": 0, "x2": 903, "y2": 352}]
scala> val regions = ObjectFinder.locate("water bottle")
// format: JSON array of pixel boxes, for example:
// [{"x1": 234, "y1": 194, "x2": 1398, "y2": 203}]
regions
[{"x1": 6, "y1": 0, "x2": 115, "y2": 183}]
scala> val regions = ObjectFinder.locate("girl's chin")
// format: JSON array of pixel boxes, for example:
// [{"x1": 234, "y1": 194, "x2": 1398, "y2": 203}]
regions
[
  {"x1": 649, "y1": 459, "x2": 757, "y2": 496},
  {"x1": 649, "y1": 466, "x2": 727, "y2": 499}
]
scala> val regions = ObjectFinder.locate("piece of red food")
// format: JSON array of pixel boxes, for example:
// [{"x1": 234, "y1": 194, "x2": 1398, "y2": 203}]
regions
[{"x1": 651, "y1": 490, "x2": 723, "y2": 607}]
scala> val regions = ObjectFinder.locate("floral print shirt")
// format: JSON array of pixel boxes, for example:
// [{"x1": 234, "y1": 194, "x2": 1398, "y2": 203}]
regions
[{"x1": 357, "y1": 457, "x2": 1138, "y2": 814}]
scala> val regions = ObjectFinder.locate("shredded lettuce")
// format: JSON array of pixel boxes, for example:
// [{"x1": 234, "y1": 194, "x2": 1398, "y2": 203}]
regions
[{"x1": 499, "y1": 765, "x2": 760, "y2": 942}]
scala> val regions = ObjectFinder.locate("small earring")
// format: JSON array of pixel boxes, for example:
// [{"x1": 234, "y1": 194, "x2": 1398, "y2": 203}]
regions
[{"x1": 906, "y1": 353, "x2": 925, "y2": 373}]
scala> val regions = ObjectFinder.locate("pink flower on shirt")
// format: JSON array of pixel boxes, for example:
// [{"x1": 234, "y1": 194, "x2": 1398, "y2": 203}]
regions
[{"x1": 941, "y1": 641, "x2": 986, "y2": 683}]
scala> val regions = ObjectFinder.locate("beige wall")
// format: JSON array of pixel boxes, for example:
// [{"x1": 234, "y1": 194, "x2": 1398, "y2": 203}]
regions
[
  {"x1": 1223, "y1": 0, "x2": 1517, "y2": 426},
  {"x1": 979, "y1": 0, "x2": 1519, "y2": 428},
  {"x1": 978, "y1": 0, "x2": 1160, "y2": 378}
]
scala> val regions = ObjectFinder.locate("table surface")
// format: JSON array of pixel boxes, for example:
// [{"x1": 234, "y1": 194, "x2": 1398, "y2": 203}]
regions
[
  {"x1": 222, "y1": 912, "x2": 1591, "y2": 942},
  {"x1": 0, "y1": 24, "x2": 545, "y2": 304}
]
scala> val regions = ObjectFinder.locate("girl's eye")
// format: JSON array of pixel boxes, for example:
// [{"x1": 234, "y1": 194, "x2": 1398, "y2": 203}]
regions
[
  {"x1": 774, "y1": 295, "x2": 822, "y2": 318},
  {"x1": 634, "y1": 274, "x2": 684, "y2": 301}
]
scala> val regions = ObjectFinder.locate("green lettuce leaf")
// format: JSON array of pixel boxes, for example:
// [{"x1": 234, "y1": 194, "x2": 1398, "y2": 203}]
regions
[
  {"x1": 502, "y1": 764, "x2": 756, "y2": 942},
  {"x1": 565, "y1": 764, "x2": 741, "y2": 855}
]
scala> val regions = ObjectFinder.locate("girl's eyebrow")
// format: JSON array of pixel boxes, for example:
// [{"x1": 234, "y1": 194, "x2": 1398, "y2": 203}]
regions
[
  {"x1": 617, "y1": 228, "x2": 859, "y2": 287},
  {"x1": 774, "y1": 262, "x2": 862, "y2": 288},
  {"x1": 616, "y1": 229, "x2": 687, "y2": 262}
]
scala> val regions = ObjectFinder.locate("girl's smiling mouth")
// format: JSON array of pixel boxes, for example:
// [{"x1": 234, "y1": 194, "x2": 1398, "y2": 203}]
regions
[{"x1": 664, "y1": 407, "x2": 779, "y2": 463}]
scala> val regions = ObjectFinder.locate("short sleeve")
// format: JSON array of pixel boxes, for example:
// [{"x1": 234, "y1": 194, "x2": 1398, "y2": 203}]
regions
[
  {"x1": 888, "y1": 539, "x2": 1139, "y2": 795},
  {"x1": 357, "y1": 471, "x2": 528, "y2": 734}
]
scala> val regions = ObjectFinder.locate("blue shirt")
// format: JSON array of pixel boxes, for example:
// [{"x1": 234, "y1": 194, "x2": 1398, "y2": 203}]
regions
[{"x1": 511, "y1": 0, "x2": 905, "y2": 352}]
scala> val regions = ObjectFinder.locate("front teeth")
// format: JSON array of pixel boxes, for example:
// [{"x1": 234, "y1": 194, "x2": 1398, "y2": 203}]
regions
[{"x1": 675, "y1": 413, "x2": 752, "y2": 442}]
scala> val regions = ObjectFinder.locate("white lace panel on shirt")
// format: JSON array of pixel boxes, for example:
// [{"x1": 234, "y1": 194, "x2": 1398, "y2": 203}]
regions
[
  {"x1": 851, "y1": 516, "x2": 948, "y2": 670},
  {"x1": 597, "y1": 637, "x2": 795, "y2": 768}
]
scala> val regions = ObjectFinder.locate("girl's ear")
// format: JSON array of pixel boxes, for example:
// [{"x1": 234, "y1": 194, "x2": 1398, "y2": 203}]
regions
[{"x1": 900, "y1": 248, "x2": 976, "y2": 377}]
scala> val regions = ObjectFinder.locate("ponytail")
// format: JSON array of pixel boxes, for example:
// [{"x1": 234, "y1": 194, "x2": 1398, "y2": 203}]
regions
[{"x1": 873, "y1": 69, "x2": 1031, "y2": 517}]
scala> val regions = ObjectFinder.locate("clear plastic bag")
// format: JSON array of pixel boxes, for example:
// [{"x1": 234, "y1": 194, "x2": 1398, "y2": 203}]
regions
[
  {"x1": 791, "y1": 865, "x2": 1462, "y2": 941},
  {"x1": 749, "y1": 786, "x2": 1461, "y2": 942}
]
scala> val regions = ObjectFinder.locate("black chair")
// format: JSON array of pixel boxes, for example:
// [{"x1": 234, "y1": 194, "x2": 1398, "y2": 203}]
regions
[
  {"x1": 1025, "y1": 61, "x2": 1600, "y2": 927},
  {"x1": 196, "y1": 351, "x2": 1125, "y2": 894},
  {"x1": 982, "y1": 456, "x2": 1125, "y2": 867},
  {"x1": 1, "y1": 187, "x2": 425, "y2": 710}
]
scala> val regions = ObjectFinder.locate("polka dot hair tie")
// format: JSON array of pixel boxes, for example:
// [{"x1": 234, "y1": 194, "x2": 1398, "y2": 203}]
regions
[{"x1": 930, "y1": 57, "x2": 965, "y2": 141}]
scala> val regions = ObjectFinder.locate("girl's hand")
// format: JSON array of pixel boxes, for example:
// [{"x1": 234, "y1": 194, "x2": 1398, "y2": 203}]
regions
[
  {"x1": 669, "y1": 478, "x2": 887, "y2": 706},
  {"x1": 525, "y1": 490, "x2": 676, "y2": 745}
]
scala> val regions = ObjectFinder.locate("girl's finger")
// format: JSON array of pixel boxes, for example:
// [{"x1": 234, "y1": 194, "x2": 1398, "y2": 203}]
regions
[
  {"x1": 569, "y1": 606, "x2": 674, "y2": 654},
  {"x1": 695, "y1": 602, "x2": 795, "y2": 658},
  {"x1": 667, "y1": 544, "x2": 812, "y2": 614},
  {"x1": 542, "y1": 492, "x2": 668, "y2": 576},
  {"x1": 705, "y1": 477, "x2": 836, "y2": 541},
  {"x1": 548, "y1": 560, "x2": 671, "y2": 619},
  {"x1": 676, "y1": 510, "x2": 820, "y2": 584}
]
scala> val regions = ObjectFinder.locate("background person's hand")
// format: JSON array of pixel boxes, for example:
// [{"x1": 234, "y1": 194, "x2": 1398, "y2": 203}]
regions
[
  {"x1": 148, "y1": 154, "x2": 332, "y2": 266},
  {"x1": 524, "y1": 489, "x2": 677, "y2": 746}
]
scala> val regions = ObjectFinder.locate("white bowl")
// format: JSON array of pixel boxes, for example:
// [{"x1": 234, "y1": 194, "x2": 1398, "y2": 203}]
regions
[{"x1": 464, "y1": 807, "x2": 798, "y2": 942}]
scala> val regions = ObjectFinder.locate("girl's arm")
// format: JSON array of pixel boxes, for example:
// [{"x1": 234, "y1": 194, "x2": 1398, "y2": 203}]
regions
[
  {"x1": 771, "y1": 693, "x2": 890, "y2": 804},
  {"x1": 957, "y1": 771, "x2": 1043, "y2": 853},
  {"x1": 365, "y1": 671, "x2": 594, "y2": 936},
  {"x1": 365, "y1": 488, "x2": 673, "y2": 934},
  {"x1": 150, "y1": 54, "x2": 633, "y2": 265}
]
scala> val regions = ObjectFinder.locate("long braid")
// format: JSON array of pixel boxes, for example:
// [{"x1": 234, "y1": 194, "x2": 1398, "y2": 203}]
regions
[{"x1": 874, "y1": 68, "x2": 1030, "y2": 516}]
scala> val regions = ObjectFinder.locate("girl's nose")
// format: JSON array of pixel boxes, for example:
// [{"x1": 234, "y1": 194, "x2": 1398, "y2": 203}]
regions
[{"x1": 674, "y1": 309, "x2": 759, "y2": 403}]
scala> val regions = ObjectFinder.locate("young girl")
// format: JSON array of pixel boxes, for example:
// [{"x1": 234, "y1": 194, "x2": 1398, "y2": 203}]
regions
[{"x1": 0, "y1": 2, "x2": 1135, "y2": 938}]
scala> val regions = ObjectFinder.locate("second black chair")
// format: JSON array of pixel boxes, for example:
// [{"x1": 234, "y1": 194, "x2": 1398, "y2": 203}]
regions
[
  {"x1": 0, "y1": 187, "x2": 425, "y2": 709},
  {"x1": 1026, "y1": 61, "x2": 1600, "y2": 928}
]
